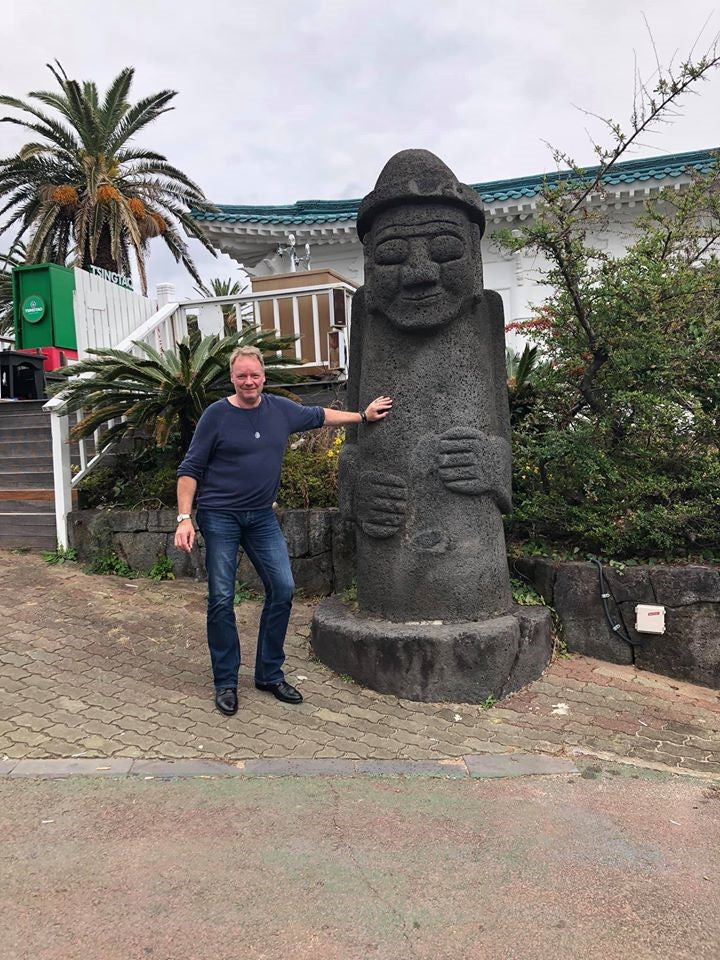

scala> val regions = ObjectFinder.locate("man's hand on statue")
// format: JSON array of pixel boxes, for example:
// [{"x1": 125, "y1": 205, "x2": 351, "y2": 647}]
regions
[
  {"x1": 437, "y1": 428, "x2": 511, "y2": 509},
  {"x1": 364, "y1": 396, "x2": 393, "y2": 422},
  {"x1": 357, "y1": 471, "x2": 408, "y2": 539},
  {"x1": 174, "y1": 519, "x2": 195, "y2": 554}
]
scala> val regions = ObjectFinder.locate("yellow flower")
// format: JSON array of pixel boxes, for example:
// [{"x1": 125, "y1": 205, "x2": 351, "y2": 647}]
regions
[{"x1": 327, "y1": 450, "x2": 335, "y2": 458}]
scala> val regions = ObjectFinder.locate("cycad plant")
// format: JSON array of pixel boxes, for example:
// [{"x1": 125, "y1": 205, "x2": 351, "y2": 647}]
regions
[
  {"x1": 506, "y1": 343, "x2": 538, "y2": 390},
  {"x1": 0, "y1": 62, "x2": 216, "y2": 292},
  {"x1": 52, "y1": 326, "x2": 300, "y2": 455},
  {"x1": 506, "y1": 343, "x2": 541, "y2": 427}
]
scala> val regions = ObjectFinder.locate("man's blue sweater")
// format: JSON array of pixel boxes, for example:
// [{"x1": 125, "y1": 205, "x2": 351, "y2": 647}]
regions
[{"x1": 178, "y1": 395, "x2": 325, "y2": 510}]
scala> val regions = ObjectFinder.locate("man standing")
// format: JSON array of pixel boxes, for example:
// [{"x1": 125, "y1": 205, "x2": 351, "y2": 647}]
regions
[{"x1": 175, "y1": 345, "x2": 391, "y2": 716}]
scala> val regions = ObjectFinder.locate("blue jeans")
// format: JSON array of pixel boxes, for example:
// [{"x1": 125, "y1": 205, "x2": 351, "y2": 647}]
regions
[{"x1": 196, "y1": 508, "x2": 294, "y2": 690}]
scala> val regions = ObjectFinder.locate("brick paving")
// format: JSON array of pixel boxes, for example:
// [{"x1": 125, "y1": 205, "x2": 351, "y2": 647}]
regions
[{"x1": 1, "y1": 550, "x2": 719, "y2": 778}]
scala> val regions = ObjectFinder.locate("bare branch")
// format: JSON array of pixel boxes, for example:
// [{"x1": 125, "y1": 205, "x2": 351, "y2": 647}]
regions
[
  {"x1": 689, "y1": 12, "x2": 714, "y2": 60},
  {"x1": 643, "y1": 13, "x2": 663, "y2": 80}
]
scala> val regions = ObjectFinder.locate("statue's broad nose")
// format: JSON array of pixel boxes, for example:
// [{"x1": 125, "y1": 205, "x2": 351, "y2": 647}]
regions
[{"x1": 403, "y1": 240, "x2": 439, "y2": 287}]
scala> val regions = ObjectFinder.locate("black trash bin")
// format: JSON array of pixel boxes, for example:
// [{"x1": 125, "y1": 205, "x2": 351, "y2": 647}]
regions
[{"x1": 0, "y1": 351, "x2": 46, "y2": 400}]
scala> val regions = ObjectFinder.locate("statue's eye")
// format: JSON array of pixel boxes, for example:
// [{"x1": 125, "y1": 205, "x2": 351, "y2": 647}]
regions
[
  {"x1": 429, "y1": 234, "x2": 465, "y2": 262},
  {"x1": 374, "y1": 239, "x2": 408, "y2": 264}
]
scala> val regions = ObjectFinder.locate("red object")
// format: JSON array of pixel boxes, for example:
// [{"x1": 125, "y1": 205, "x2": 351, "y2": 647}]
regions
[{"x1": 16, "y1": 346, "x2": 78, "y2": 372}]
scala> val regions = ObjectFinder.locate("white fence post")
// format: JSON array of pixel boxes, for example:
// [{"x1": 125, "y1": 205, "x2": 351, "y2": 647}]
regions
[
  {"x1": 156, "y1": 282, "x2": 176, "y2": 307},
  {"x1": 49, "y1": 409, "x2": 73, "y2": 550}
]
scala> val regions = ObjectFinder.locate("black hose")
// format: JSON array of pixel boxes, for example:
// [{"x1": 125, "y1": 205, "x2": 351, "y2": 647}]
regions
[{"x1": 590, "y1": 558, "x2": 647, "y2": 648}]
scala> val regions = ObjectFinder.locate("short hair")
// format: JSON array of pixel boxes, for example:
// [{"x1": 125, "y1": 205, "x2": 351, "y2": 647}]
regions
[{"x1": 229, "y1": 345, "x2": 265, "y2": 372}]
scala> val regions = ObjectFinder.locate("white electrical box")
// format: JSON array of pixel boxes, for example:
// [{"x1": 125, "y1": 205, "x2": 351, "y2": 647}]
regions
[{"x1": 635, "y1": 604, "x2": 666, "y2": 635}]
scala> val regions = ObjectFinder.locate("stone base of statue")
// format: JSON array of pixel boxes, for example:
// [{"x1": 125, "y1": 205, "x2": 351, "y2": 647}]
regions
[{"x1": 310, "y1": 598, "x2": 553, "y2": 704}]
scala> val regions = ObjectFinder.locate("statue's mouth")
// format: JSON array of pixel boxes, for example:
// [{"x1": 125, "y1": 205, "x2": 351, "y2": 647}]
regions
[{"x1": 401, "y1": 290, "x2": 442, "y2": 302}]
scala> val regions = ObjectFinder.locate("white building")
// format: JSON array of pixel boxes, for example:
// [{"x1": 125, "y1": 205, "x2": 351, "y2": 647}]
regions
[{"x1": 190, "y1": 148, "x2": 718, "y2": 350}]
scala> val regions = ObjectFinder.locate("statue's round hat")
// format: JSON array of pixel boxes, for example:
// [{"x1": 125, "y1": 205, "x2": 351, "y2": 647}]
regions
[{"x1": 356, "y1": 149, "x2": 485, "y2": 240}]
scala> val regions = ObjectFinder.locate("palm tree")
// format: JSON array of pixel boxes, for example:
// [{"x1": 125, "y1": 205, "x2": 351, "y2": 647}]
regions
[
  {"x1": 52, "y1": 326, "x2": 301, "y2": 455},
  {"x1": 0, "y1": 239, "x2": 27, "y2": 337},
  {"x1": 0, "y1": 62, "x2": 216, "y2": 293}
]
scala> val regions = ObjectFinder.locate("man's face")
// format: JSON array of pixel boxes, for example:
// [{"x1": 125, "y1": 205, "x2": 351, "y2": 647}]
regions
[
  {"x1": 230, "y1": 356, "x2": 265, "y2": 405},
  {"x1": 364, "y1": 204, "x2": 480, "y2": 331}
]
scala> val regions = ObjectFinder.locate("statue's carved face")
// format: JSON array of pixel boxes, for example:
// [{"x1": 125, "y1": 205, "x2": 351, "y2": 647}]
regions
[{"x1": 365, "y1": 204, "x2": 480, "y2": 330}]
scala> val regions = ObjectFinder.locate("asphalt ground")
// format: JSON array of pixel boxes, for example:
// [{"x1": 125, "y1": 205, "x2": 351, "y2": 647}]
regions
[{"x1": 3, "y1": 768, "x2": 719, "y2": 960}]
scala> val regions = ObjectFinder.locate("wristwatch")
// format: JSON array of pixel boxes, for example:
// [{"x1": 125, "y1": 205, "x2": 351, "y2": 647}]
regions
[{"x1": 176, "y1": 513, "x2": 192, "y2": 524}]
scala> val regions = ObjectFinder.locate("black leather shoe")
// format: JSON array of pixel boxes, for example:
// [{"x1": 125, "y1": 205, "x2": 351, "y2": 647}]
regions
[
  {"x1": 215, "y1": 687, "x2": 238, "y2": 716},
  {"x1": 255, "y1": 680, "x2": 303, "y2": 704}
]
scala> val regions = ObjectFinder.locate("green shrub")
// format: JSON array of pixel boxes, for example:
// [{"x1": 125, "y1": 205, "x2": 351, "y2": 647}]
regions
[
  {"x1": 78, "y1": 442, "x2": 179, "y2": 510},
  {"x1": 502, "y1": 166, "x2": 720, "y2": 562},
  {"x1": 276, "y1": 426, "x2": 342, "y2": 509},
  {"x1": 510, "y1": 577, "x2": 544, "y2": 606}
]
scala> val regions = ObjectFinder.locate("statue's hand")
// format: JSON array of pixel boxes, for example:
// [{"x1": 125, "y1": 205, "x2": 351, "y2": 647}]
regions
[
  {"x1": 437, "y1": 427, "x2": 511, "y2": 511},
  {"x1": 356, "y1": 471, "x2": 408, "y2": 539}
]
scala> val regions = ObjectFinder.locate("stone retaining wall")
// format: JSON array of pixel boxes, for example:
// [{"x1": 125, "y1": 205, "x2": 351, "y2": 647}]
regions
[
  {"x1": 69, "y1": 508, "x2": 356, "y2": 597},
  {"x1": 515, "y1": 558, "x2": 720, "y2": 690}
]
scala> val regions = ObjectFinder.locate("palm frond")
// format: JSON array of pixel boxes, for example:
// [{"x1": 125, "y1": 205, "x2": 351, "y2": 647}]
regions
[{"x1": 105, "y1": 91, "x2": 177, "y2": 154}]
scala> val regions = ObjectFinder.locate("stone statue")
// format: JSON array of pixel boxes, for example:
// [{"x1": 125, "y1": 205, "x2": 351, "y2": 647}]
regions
[
  {"x1": 340, "y1": 149, "x2": 512, "y2": 622},
  {"x1": 312, "y1": 150, "x2": 551, "y2": 702}
]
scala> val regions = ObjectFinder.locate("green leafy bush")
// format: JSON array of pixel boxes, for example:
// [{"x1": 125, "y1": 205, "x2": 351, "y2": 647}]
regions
[
  {"x1": 502, "y1": 165, "x2": 720, "y2": 562},
  {"x1": 276, "y1": 426, "x2": 343, "y2": 509},
  {"x1": 78, "y1": 442, "x2": 179, "y2": 510}
]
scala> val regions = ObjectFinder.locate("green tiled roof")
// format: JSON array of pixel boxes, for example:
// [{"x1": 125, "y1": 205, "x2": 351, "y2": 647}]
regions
[{"x1": 191, "y1": 148, "x2": 718, "y2": 225}]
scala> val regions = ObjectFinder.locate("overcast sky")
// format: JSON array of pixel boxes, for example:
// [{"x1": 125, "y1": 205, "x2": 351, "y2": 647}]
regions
[{"x1": 3, "y1": 0, "x2": 720, "y2": 297}]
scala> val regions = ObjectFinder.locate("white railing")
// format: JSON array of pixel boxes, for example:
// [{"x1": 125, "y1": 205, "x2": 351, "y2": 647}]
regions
[{"x1": 43, "y1": 279, "x2": 355, "y2": 547}]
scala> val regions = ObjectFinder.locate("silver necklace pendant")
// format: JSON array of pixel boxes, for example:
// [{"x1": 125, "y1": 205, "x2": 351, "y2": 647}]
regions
[{"x1": 254, "y1": 431, "x2": 261, "y2": 439}]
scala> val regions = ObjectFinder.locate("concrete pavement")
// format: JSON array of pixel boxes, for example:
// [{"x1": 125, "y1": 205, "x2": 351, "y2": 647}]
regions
[{"x1": 2, "y1": 771, "x2": 719, "y2": 960}]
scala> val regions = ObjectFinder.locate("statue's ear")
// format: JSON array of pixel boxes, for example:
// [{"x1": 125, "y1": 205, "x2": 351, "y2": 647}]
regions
[
  {"x1": 362, "y1": 233, "x2": 374, "y2": 269},
  {"x1": 352, "y1": 285, "x2": 366, "y2": 316},
  {"x1": 470, "y1": 222, "x2": 484, "y2": 297}
]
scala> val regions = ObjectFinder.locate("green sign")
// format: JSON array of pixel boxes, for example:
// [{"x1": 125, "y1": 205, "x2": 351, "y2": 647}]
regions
[{"x1": 22, "y1": 295, "x2": 46, "y2": 324}]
